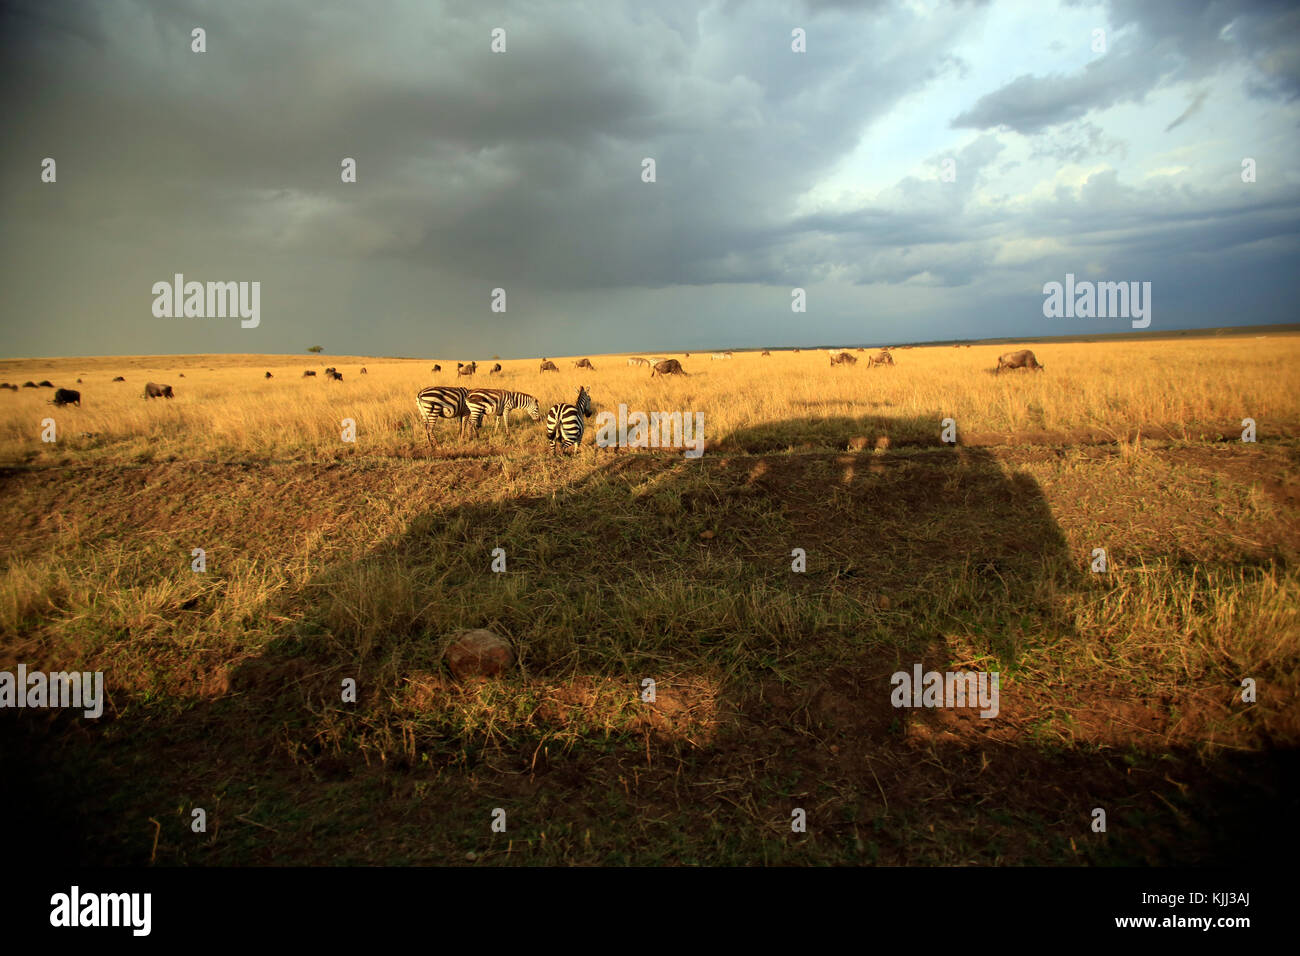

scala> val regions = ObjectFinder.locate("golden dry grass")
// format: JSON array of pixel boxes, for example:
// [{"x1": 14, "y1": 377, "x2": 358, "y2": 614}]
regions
[
  {"x1": 1, "y1": 333, "x2": 1296, "y2": 462},
  {"x1": 2, "y1": 331, "x2": 1297, "y2": 865}
]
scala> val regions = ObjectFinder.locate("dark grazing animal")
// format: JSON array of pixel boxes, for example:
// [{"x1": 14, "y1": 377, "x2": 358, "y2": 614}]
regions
[
  {"x1": 415, "y1": 385, "x2": 471, "y2": 447},
  {"x1": 51, "y1": 388, "x2": 80, "y2": 407},
  {"x1": 996, "y1": 349, "x2": 1044, "y2": 373},
  {"x1": 546, "y1": 386, "x2": 593, "y2": 454},
  {"x1": 265, "y1": 371, "x2": 273, "y2": 379},
  {"x1": 432, "y1": 364, "x2": 442, "y2": 373},
  {"x1": 143, "y1": 382, "x2": 174, "y2": 399},
  {"x1": 457, "y1": 361, "x2": 477, "y2": 377},
  {"x1": 761, "y1": 350, "x2": 771, "y2": 356},
  {"x1": 830, "y1": 351, "x2": 857, "y2": 366},
  {"x1": 857, "y1": 348, "x2": 865, "y2": 352},
  {"x1": 303, "y1": 370, "x2": 316, "y2": 377},
  {"x1": 360, "y1": 367, "x2": 367, "y2": 375},
  {"x1": 178, "y1": 373, "x2": 185, "y2": 378},
  {"x1": 327, "y1": 369, "x2": 343, "y2": 381},
  {"x1": 38, "y1": 380, "x2": 54, "y2": 387},
  {"x1": 868, "y1": 351, "x2": 895, "y2": 367},
  {"x1": 489, "y1": 363, "x2": 503, "y2": 374},
  {"x1": 22, "y1": 381, "x2": 37, "y2": 388},
  {"x1": 112, "y1": 376, "x2": 125, "y2": 382},
  {"x1": 539, "y1": 360, "x2": 559, "y2": 372},
  {"x1": 77, "y1": 378, "x2": 83, "y2": 383},
  {"x1": 466, "y1": 388, "x2": 541, "y2": 435},
  {"x1": 1, "y1": 383, "x2": 17, "y2": 391},
  {"x1": 574, "y1": 358, "x2": 595, "y2": 370},
  {"x1": 651, "y1": 359, "x2": 686, "y2": 377}
]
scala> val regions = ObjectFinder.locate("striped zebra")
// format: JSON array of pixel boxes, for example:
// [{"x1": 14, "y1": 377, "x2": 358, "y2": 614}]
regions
[
  {"x1": 465, "y1": 388, "x2": 540, "y2": 435},
  {"x1": 415, "y1": 385, "x2": 470, "y2": 447},
  {"x1": 545, "y1": 386, "x2": 593, "y2": 454}
]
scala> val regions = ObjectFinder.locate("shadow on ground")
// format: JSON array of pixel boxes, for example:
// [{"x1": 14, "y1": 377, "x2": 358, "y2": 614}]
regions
[{"x1": 5, "y1": 413, "x2": 1297, "y2": 864}]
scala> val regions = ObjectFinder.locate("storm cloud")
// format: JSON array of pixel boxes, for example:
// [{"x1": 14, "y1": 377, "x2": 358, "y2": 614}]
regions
[{"x1": 1, "y1": 0, "x2": 1297, "y2": 358}]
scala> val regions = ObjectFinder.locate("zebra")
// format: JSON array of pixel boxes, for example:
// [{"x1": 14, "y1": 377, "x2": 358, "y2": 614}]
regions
[
  {"x1": 545, "y1": 386, "x2": 593, "y2": 454},
  {"x1": 415, "y1": 385, "x2": 470, "y2": 448},
  {"x1": 465, "y1": 388, "x2": 541, "y2": 435}
]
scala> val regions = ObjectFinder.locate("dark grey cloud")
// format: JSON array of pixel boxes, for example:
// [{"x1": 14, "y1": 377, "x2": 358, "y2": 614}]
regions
[
  {"x1": 952, "y1": 0, "x2": 1300, "y2": 133},
  {"x1": 0, "y1": 0, "x2": 1296, "y2": 358}
]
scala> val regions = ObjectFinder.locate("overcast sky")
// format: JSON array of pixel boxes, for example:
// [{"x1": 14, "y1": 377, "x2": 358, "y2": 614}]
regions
[{"x1": 2, "y1": 0, "x2": 1298, "y2": 358}]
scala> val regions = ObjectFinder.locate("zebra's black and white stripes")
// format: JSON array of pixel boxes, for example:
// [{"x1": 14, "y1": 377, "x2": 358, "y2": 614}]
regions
[
  {"x1": 415, "y1": 385, "x2": 470, "y2": 446},
  {"x1": 466, "y1": 388, "x2": 541, "y2": 435},
  {"x1": 545, "y1": 386, "x2": 593, "y2": 454}
]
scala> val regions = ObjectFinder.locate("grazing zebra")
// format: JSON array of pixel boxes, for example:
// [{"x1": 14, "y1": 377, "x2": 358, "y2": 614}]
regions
[
  {"x1": 627, "y1": 357, "x2": 649, "y2": 367},
  {"x1": 545, "y1": 386, "x2": 593, "y2": 454},
  {"x1": 415, "y1": 385, "x2": 470, "y2": 447},
  {"x1": 465, "y1": 388, "x2": 541, "y2": 435}
]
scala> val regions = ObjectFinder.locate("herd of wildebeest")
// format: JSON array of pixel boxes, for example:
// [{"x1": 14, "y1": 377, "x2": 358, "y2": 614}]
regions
[{"x1": 1, "y1": 347, "x2": 1044, "y2": 417}]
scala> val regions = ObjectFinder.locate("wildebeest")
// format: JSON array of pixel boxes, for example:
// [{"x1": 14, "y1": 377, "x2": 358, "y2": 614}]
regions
[
  {"x1": 830, "y1": 351, "x2": 857, "y2": 366},
  {"x1": 540, "y1": 360, "x2": 559, "y2": 372},
  {"x1": 574, "y1": 358, "x2": 595, "y2": 370},
  {"x1": 1, "y1": 383, "x2": 17, "y2": 391},
  {"x1": 77, "y1": 378, "x2": 83, "y2": 383},
  {"x1": 457, "y1": 361, "x2": 477, "y2": 377},
  {"x1": 490, "y1": 363, "x2": 503, "y2": 374},
  {"x1": 793, "y1": 348, "x2": 800, "y2": 353},
  {"x1": 650, "y1": 359, "x2": 686, "y2": 377},
  {"x1": 327, "y1": 369, "x2": 343, "y2": 381},
  {"x1": 761, "y1": 350, "x2": 771, "y2": 356},
  {"x1": 51, "y1": 388, "x2": 81, "y2": 407},
  {"x1": 360, "y1": 367, "x2": 367, "y2": 375},
  {"x1": 22, "y1": 381, "x2": 37, "y2": 388},
  {"x1": 997, "y1": 349, "x2": 1044, "y2": 373},
  {"x1": 37, "y1": 380, "x2": 54, "y2": 387},
  {"x1": 868, "y1": 351, "x2": 895, "y2": 367},
  {"x1": 303, "y1": 370, "x2": 316, "y2": 377},
  {"x1": 433, "y1": 364, "x2": 442, "y2": 373},
  {"x1": 178, "y1": 373, "x2": 185, "y2": 378},
  {"x1": 143, "y1": 382, "x2": 174, "y2": 399},
  {"x1": 112, "y1": 376, "x2": 125, "y2": 382},
  {"x1": 265, "y1": 371, "x2": 273, "y2": 379}
]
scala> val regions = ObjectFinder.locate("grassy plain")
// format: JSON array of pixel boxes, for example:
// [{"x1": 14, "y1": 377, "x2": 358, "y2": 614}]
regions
[{"x1": 1, "y1": 333, "x2": 1297, "y2": 864}]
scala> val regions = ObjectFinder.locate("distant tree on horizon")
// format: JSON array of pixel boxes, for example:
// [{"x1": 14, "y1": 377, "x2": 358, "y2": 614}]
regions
[{"x1": 307, "y1": 345, "x2": 324, "y2": 354}]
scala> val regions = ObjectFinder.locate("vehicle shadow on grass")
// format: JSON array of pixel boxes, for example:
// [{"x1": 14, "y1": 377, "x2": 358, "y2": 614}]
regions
[{"x1": 7, "y1": 412, "x2": 1295, "y2": 865}]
